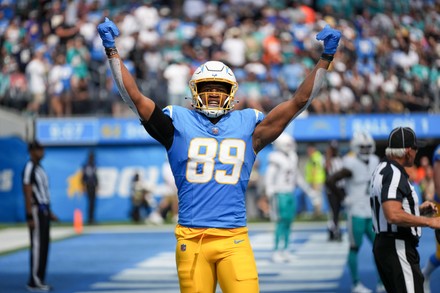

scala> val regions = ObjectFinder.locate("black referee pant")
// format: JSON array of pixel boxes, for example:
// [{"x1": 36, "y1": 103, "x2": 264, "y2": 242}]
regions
[
  {"x1": 28, "y1": 205, "x2": 51, "y2": 287},
  {"x1": 373, "y1": 233, "x2": 424, "y2": 293}
]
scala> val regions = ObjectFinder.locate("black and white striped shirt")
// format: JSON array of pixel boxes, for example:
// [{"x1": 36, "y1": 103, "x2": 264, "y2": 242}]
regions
[
  {"x1": 370, "y1": 158, "x2": 421, "y2": 239},
  {"x1": 22, "y1": 161, "x2": 50, "y2": 205}
]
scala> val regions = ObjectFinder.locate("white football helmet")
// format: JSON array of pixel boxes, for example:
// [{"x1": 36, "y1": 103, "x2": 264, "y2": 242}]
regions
[
  {"x1": 273, "y1": 133, "x2": 296, "y2": 154},
  {"x1": 189, "y1": 61, "x2": 238, "y2": 118},
  {"x1": 350, "y1": 131, "x2": 375, "y2": 161}
]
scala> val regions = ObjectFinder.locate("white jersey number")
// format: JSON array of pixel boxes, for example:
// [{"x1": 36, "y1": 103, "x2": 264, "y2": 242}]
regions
[{"x1": 186, "y1": 138, "x2": 245, "y2": 184}]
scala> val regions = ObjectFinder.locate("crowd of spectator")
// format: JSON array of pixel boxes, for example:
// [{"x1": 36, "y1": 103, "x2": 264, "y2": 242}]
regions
[{"x1": 0, "y1": 0, "x2": 439, "y2": 118}]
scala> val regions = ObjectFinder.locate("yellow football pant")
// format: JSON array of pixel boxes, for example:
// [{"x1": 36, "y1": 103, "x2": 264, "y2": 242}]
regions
[{"x1": 175, "y1": 232, "x2": 259, "y2": 293}]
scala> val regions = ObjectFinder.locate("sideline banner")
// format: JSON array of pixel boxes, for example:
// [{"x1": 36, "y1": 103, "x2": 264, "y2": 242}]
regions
[
  {"x1": 37, "y1": 113, "x2": 440, "y2": 146},
  {"x1": 0, "y1": 137, "x2": 28, "y2": 222},
  {"x1": 36, "y1": 118, "x2": 156, "y2": 145},
  {"x1": 290, "y1": 113, "x2": 440, "y2": 141},
  {"x1": 45, "y1": 145, "x2": 169, "y2": 222},
  {"x1": 0, "y1": 139, "x2": 272, "y2": 223},
  {"x1": 0, "y1": 138, "x2": 172, "y2": 222}
]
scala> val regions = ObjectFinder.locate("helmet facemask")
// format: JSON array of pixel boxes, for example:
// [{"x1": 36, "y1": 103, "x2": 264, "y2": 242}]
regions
[
  {"x1": 357, "y1": 144, "x2": 375, "y2": 161},
  {"x1": 191, "y1": 81, "x2": 237, "y2": 118},
  {"x1": 189, "y1": 61, "x2": 238, "y2": 119},
  {"x1": 350, "y1": 131, "x2": 376, "y2": 162}
]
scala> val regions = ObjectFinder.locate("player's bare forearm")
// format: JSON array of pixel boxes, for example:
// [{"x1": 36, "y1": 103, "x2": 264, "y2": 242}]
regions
[
  {"x1": 108, "y1": 54, "x2": 155, "y2": 121},
  {"x1": 291, "y1": 59, "x2": 331, "y2": 106},
  {"x1": 253, "y1": 60, "x2": 330, "y2": 152}
]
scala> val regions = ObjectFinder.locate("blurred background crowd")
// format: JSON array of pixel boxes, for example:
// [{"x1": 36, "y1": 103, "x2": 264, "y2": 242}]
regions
[{"x1": 0, "y1": 0, "x2": 439, "y2": 118}]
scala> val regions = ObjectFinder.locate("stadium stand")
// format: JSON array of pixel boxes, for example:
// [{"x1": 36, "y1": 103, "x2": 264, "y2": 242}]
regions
[{"x1": 0, "y1": 0, "x2": 438, "y2": 118}]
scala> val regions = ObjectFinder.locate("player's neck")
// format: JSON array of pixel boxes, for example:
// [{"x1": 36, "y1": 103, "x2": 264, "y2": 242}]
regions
[{"x1": 209, "y1": 117, "x2": 221, "y2": 124}]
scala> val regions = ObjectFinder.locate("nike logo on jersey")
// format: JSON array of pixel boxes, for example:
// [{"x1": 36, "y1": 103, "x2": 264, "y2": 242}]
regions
[{"x1": 234, "y1": 239, "x2": 244, "y2": 244}]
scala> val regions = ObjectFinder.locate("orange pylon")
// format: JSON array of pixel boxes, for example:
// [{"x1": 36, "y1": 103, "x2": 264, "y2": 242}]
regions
[{"x1": 73, "y1": 209, "x2": 83, "y2": 234}]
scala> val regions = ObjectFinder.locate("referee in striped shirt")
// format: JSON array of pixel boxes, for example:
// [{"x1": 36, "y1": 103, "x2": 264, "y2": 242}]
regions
[
  {"x1": 23, "y1": 141, "x2": 58, "y2": 292},
  {"x1": 370, "y1": 127, "x2": 440, "y2": 293}
]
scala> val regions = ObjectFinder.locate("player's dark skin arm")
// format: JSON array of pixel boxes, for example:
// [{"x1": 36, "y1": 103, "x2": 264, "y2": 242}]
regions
[
  {"x1": 325, "y1": 168, "x2": 352, "y2": 198},
  {"x1": 107, "y1": 53, "x2": 175, "y2": 148},
  {"x1": 253, "y1": 59, "x2": 331, "y2": 153},
  {"x1": 108, "y1": 53, "x2": 156, "y2": 121}
]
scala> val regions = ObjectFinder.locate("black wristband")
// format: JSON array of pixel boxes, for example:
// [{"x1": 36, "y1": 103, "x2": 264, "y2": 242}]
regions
[
  {"x1": 320, "y1": 53, "x2": 334, "y2": 62},
  {"x1": 105, "y1": 47, "x2": 118, "y2": 58},
  {"x1": 26, "y1": 214, "x2": 33, "y2": 220}
]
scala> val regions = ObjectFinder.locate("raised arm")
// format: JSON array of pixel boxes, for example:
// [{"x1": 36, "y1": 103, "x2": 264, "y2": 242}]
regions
[
  {"x1": 253, "y1": 25, "x2": 341, "y2": 153},
  {"x1": 97, "y1": 18, "x2": 155, "y2": 121}
]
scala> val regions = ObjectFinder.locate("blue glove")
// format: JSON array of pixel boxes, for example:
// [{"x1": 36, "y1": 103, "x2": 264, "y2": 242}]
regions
[
  {"x1": 97, "y1": 17, "x2": 120, "y2": 48},
  {"x1": 316, "y1": 25, "x2": 341, "y2": 55}
]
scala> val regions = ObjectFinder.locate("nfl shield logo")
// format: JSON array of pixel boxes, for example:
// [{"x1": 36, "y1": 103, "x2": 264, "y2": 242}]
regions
[
  {"x1": 181, "y1": 244, "x2": 186, "y2": 252},
  {"x1": 212, "y1": 127, "x2": 219, "y2": 135}
]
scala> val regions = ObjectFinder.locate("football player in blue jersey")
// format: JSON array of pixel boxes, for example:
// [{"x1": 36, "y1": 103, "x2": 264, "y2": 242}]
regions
[
  {"x1": 422, "y1": 144, "x2": 440, "y2": 293},
  {"x1": 98, "y1": 17, "x2": 341, "y2": 293}
]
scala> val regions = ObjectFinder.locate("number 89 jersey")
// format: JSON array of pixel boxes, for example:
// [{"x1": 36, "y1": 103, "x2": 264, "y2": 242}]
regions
[{"x1": 163, "y1": 106, "x2": 264, "y2": 228}]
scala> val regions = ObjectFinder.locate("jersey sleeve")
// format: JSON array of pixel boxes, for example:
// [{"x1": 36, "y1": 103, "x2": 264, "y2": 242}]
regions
[
  {"x1": 163, "y1": 105, "x2": 173, "y2": 119},
  {"x1": 141, "y1": 104, "x2": 174, "y2": 149},
  {"x1": 253, "y1": 109, "x2": 265, "y2": 125}
]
